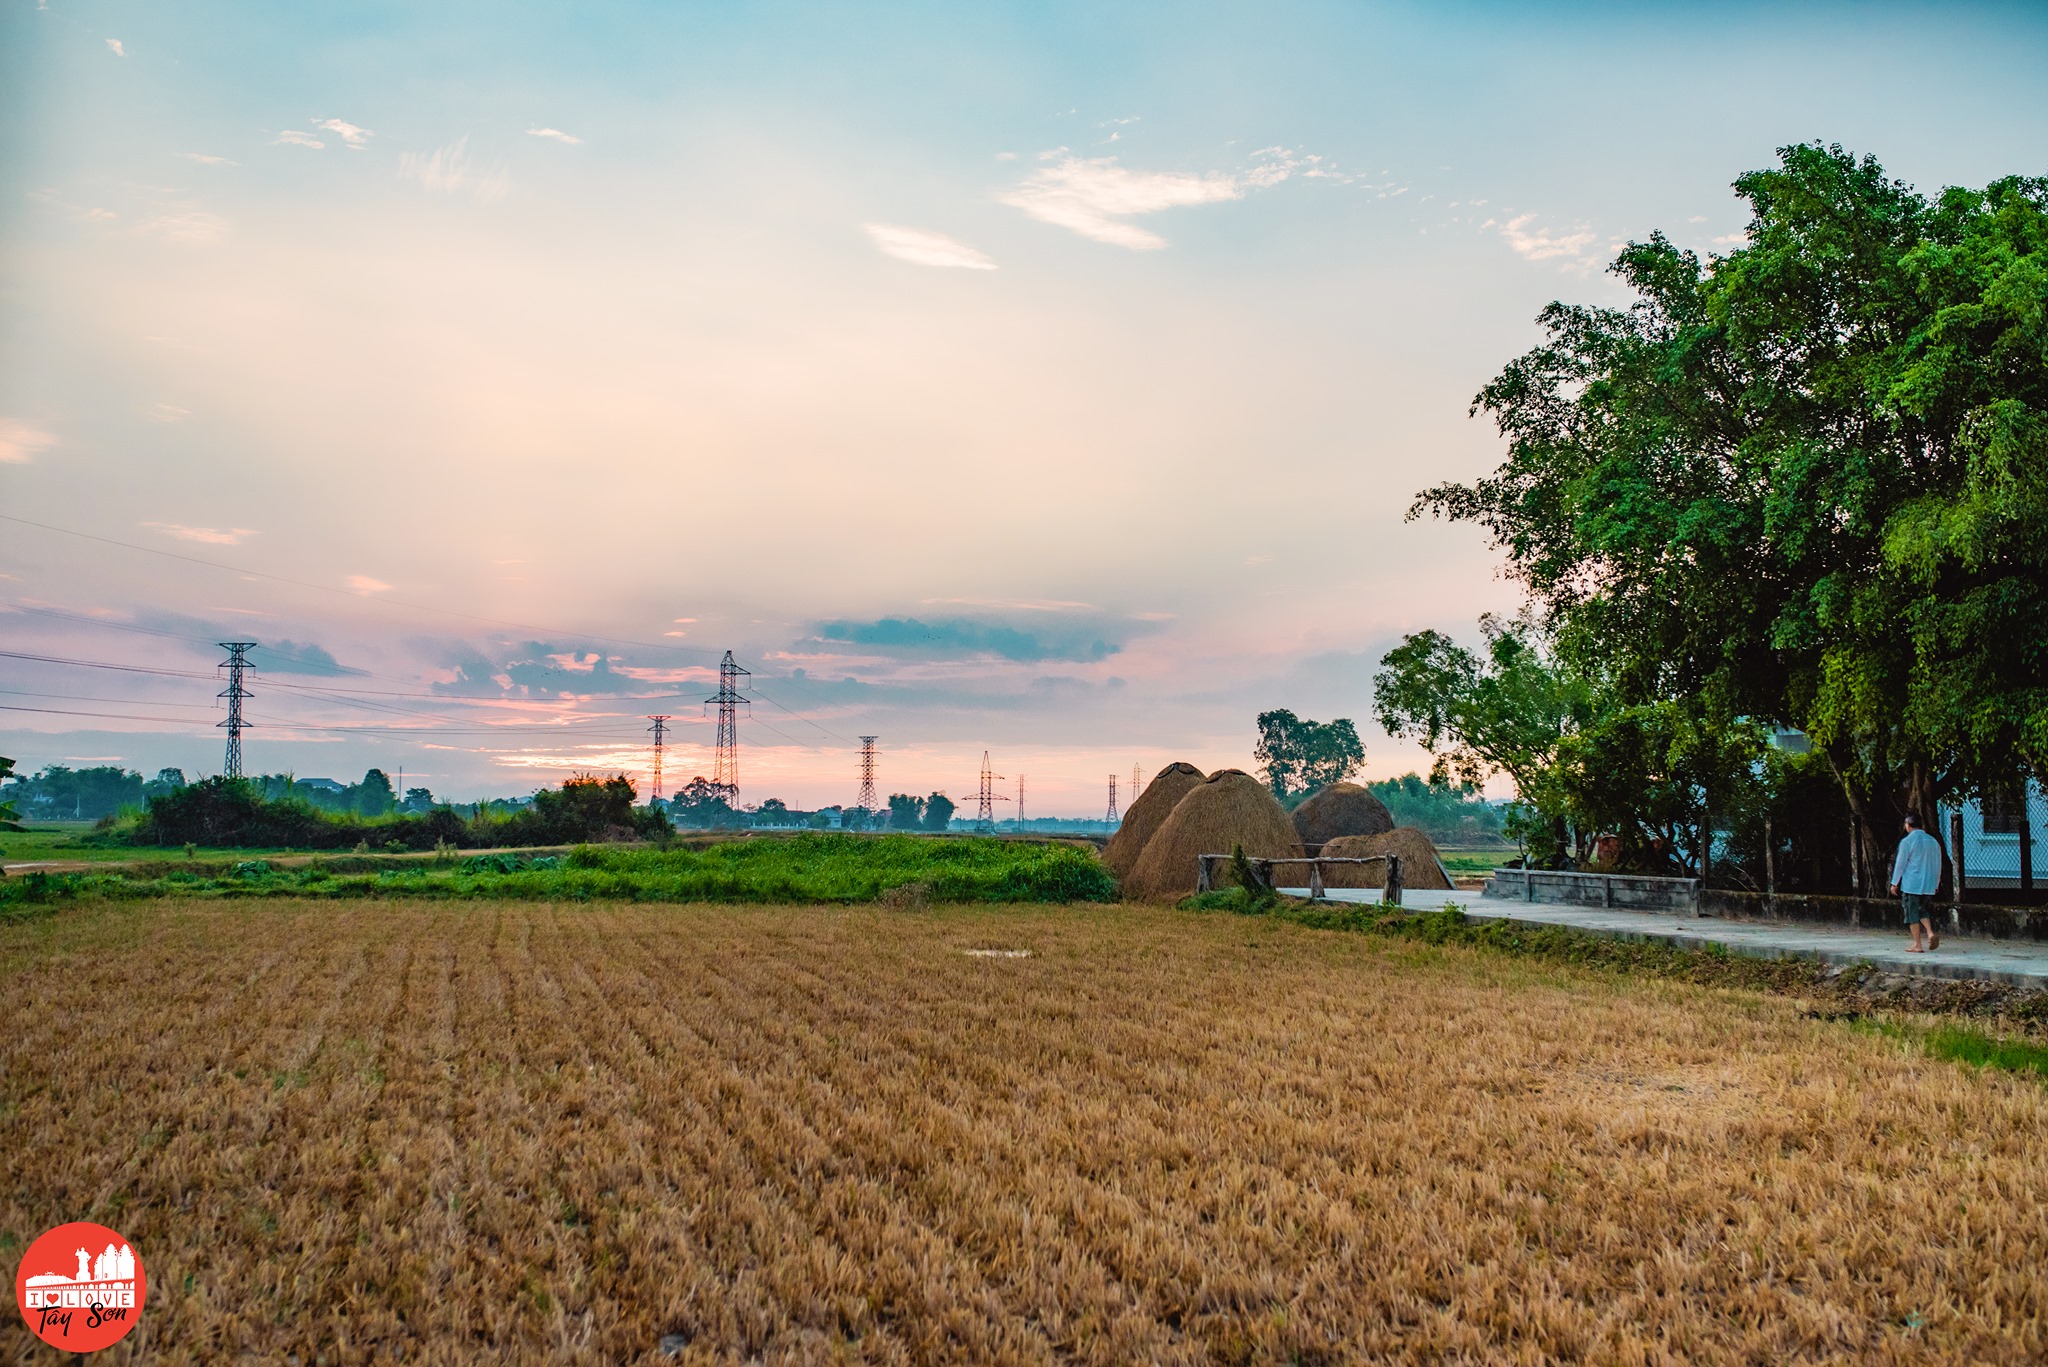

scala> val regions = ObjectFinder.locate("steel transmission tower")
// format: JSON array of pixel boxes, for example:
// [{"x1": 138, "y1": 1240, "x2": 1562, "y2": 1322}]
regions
[
  {"x1": 856, "y1": 736, "x2": 879, "y2": 812},
  {"x1": 703, "y1": 651, "x2": 750, "y2": 803},
  {"x1": 647, "y1": 716, "x2": 672, "y2": 802},
  {"x1": 1105, "y1": 774, "x2": 1119, "y2": 825},
  {"x1": 972, "y1": 751, "x2": 1009, "y2": 833},
  {"x1": 1133, "y1": 764, "x2": 1142, "y2": 804},
  {"x1": 217, "y1": 642, "x2": 257, "y2": 779},
  {"x1": 1015, "y1": 774, "x2": 1025, "y2": 831}
]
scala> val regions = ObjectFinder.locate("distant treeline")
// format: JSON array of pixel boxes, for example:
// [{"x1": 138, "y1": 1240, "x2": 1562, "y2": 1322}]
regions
[
  {"x1": 1366, "y1": 775, "x2": 1505, "y2": 846},
  {"x1": 106, "y1": 773, "x2": 670, "y2": 850}
]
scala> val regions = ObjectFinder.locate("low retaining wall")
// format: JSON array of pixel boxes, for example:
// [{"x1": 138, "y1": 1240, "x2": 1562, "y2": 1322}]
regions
[
  {"x1": 1706, "y1": 889, "x2": 2048, "y2": 942},
  {"x1": 1483, "y1": 867, "x2": 1700, "y2": 913}
]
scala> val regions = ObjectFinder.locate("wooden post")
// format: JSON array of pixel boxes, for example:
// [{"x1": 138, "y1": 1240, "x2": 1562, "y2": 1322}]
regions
[
  {"x1": 1309, "y1": 860, "x2": 1326, "y2": 900},
  {"x1": 1386, "y1": 855, "x2": 1403, "y2": 907},
  {"x1": 2021, "y1": 788, "x2": 2036, "y2": 893},
  {"x1": 1949, "y1": 809, "x2": 1966, "y2": 906},
  {"x1": 1525, "y1": 868, "x2": 1535, "y2": 902},
  {"x1": 1196, "y1": 855, "x2": 1213, "y2": 892},
  {"x1": 1252, "y1": 858, "x2": 1273, "y2": 892},
  {"x1": 1763, "y1": 814, "x2": 1776, "y2": 913}
]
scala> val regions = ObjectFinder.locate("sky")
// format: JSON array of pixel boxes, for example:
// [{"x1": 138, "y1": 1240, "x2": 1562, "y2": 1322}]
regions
[{"x1": 5, "y1": 0, "x2": 2048, "y2": 813}]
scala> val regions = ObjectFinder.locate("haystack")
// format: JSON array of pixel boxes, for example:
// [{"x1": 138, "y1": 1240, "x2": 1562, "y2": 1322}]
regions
[
  {"x1": 1103, "y1": 761, "x2": 1207, "y2": 880},
  {"x1": 1314, "y1": 827, "x2": 1454, "y2": 890},
  {"x1": 1291, "y1": 782, "x2": 1394, "y2": 847},
  {"x1": 1124, "y1": 769, "x2": 1302, "y2": 900}
]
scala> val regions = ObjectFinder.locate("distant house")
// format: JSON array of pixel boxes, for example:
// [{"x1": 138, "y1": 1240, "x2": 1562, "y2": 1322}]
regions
[{"x1": 297, "y1": 778, "x2": 347, "y2": 796}]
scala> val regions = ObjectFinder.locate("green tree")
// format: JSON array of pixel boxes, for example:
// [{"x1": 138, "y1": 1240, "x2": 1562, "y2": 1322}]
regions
[
  {"x1": 0, "y1": 756, "x2": 21, "y2": 831},
  {"x1": 667, "y1": 776, "x2": 737, "y2": 828},
  {"x1": 144, "y1": 768, "x2": 188, "y2": 801},
  {"x1": 886, "y1": 793, "x2": 924, "y2": 829},
  {"x1": 1252, "y1": 710, "x2": 1365, "y2": 804},
  {"x1": 921, "y1": 793, "x2": 956, "y2": 831},
  {"x1": 1415, "y1": 144, "x2": 2048, "y2": 884},
  {"x1": 353, "y1": 768, "x2": 397, "y2": 817}
]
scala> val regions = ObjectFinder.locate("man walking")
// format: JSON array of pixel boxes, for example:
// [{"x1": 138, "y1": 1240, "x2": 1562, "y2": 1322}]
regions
[{"x1": 1889, "y1": 812, "x2": 1944, "y2": 952}]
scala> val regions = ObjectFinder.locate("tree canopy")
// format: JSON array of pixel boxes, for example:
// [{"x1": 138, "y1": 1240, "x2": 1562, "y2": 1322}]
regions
[
  {"x1": 1253, "y1": 710, "x2": 1365, "y2": 804},
  {"x1": 1414, "y1": 143, "x2": 2048, "y2": 875}
]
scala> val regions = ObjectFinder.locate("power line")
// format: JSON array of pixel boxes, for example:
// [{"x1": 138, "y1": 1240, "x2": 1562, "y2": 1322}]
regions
[
  {"x1": 5, "y1": 518, "x2": 860, "y2": 758},
  {"x1": 0, "y1": 514, "x2": 731, "y2": 662},
  {"x1": 0, "y1": 702, "x2": 219, "y2": 724}
]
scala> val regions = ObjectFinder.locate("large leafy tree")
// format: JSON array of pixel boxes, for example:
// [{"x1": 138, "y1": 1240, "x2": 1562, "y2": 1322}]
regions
[
  {"x1": 1416, "y1": 144, "x2": 2048, "y2": 884},
  {"x1": 1253, "y1": 710, "x2": 1366, "y2": 804}
]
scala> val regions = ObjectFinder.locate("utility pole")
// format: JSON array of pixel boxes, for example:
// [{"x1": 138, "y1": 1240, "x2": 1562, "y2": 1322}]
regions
[
  {"x1": 857, "y1": 736, "x2": 879, "y2": 813},
  {"x1": 1015, "y1": 774, "x2": 1025, "y2": 831},
  {"x1": 703, "y1": 651, "x2": 749, "y2": 805},
  {"x1": 647, "y1": 716, "x2": 671, "y2": 802},
  {"x1": 1106, "y1": 774, "x2": 1119, "y2": 826},
  {"x1": 217, "y1": 642, "x2": 256, "y2": 780},
  {"x1": 972, "y1": 751, "x2": 1009, "y2": 833},
  {"x1": 1133, "y1": 763, "x2": 1142, "y2": 804}
]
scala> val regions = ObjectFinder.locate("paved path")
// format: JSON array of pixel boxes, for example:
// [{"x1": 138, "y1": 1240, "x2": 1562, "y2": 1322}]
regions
[{"x1": 1275, "y1": 886, "x2": 2048, "y2": 987}]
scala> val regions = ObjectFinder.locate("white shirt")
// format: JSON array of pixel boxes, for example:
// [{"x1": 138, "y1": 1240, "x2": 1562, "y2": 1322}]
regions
[{"x1": 1890, "y1": 828, "x2": 1942, "y2": 897}]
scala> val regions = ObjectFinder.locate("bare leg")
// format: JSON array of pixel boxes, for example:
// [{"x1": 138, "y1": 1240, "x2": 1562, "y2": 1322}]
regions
[{"x1": 1926, "y1": 919, "x2": 1940, "y2": 950}]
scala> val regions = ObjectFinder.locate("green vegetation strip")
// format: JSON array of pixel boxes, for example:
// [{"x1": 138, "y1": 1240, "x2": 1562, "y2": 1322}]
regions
[{"x1": 0, "y1": 834, "x2": 1115, "y2": 915}]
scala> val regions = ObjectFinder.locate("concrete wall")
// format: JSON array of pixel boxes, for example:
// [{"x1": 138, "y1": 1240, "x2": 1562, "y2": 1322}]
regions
[{"x1": 1483, "y1": 868, "x2": 1700, "y2": 913}]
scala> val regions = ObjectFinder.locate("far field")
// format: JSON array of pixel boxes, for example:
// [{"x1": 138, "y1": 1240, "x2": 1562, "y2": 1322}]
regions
[{"x1": 5, "y1": 899, "x2": 2045, "y2": 1364}]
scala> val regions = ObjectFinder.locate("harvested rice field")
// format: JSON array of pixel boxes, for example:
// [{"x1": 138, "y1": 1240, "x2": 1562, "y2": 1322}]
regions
[{"x1": 5, "y1": 900, "x2": 2047, "y2": 1364}]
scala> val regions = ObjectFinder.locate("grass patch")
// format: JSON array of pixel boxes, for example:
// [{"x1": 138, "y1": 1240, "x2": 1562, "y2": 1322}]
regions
[{"x1": 1927, "y1": 1025, "x2": 2048, "y2": 1077}]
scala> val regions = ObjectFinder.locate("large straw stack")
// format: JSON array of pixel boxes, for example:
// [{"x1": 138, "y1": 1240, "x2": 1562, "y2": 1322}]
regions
[
  {"x1": 1291, "y1": 782, "x2": 1395, "y2": 847},
  {"x1": 1124, "y1": 769, "x2": 1302, "y2": 900},
  {"x1": 1103, "y1": 762, "x2": 1207, "y2": 881},
  {"x1": 1316, "y1": 827, "x2": 1454, "y2": 890}
]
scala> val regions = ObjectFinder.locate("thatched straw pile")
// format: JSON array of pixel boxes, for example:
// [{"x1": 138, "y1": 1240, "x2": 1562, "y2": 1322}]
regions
[
  {"x1": 1315, "y1": 827, "x2": 1454, "y2": 890},
  {"x1": 1103, "y1": 762, "x2": 1207, "y2": 880},
  {"x1": 1124, "y1": 769, "x2": 1302, "y2": 900},
  {"x1": 1291, "y1": 782, "x2": 1394, "y2": 847}
]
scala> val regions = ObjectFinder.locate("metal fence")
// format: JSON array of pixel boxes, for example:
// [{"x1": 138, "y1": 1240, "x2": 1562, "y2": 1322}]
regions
[{"x1": 1946, "y1": 782, "x2": 2046, "y2": 892}]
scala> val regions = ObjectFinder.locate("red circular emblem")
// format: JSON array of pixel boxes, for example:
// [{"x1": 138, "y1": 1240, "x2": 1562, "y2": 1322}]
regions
[{"x1": 14, "y1": 1222, "x2": 147, "y2": 1352}]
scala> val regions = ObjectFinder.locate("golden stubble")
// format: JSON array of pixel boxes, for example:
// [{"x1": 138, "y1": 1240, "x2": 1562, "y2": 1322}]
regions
[{"x1": 2, "y1": 900, "x2": 2044, "y2": 1365}]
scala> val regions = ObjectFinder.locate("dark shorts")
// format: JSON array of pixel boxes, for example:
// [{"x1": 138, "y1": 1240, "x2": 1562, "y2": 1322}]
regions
[{"x1": 1902, "y1": 892, "x2": 1933, "y2": 925}]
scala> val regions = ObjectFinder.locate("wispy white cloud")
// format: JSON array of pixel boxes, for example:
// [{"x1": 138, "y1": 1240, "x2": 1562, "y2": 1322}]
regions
[
  {"x1": 0, "y1": 419, "x2": 57, "y2": 464},
  {"x1": 526, "y1": 127, "x2": 583, "y2": 144},
  {"x1": 176, "y1": 152, "x2": 237, "y2": 166},
  {"x1": 997, "y1": 156, "x2": 1242, "y2": 250},
  {"x1": 134, "y1": 207, "x2": 228, "y2": 244},
  {"x1": 105, "y1": 38, "x2": 125, "y2": 56},
  {"x1": 864, "y1": 224, "x2": 997, "y2": 270},
  {"x1": 1712, "y1": 231, "x2": 1746, "y2": 247},
  {"x1": 275, "y1": 129, "x2": 324, "y2": 149},
  {"x1": 144, "y1": 521, "x2": 256, "y2": 545},
  {"x1": 316, "y1": 118, "x2": 373, "y2": 148},
  {"x1": 1495, "y1": 213, "x2": 1597, "y2": 264},
  {"x1": 347, "y1": 574, "x2": 393, "y2": 595},
  {"x1": 399, "y1": 137, "x2": 510, "y2": 204},
  {"x1": 146, "y1": 403, "x2": 192, "y2": 423}
]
